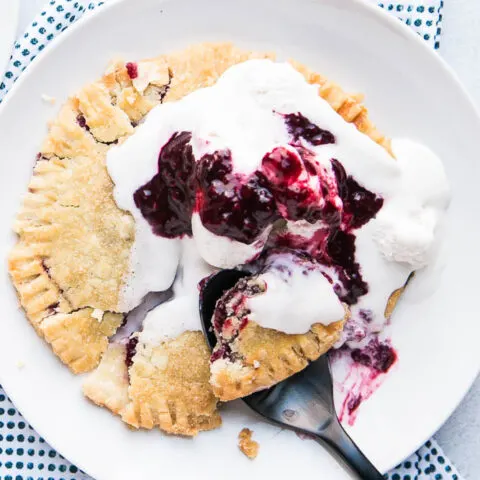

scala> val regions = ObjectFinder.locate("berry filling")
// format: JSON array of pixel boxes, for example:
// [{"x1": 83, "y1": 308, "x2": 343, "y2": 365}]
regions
[
  {"x1": 208, "y1": 248, "x2": 336, "y2": 362},
  {"x1": 210, "y1": 277, "x2": 264, "y2": 361},
  {"x1": 134, "y1": 114, "x2": 350, "y2": 243},
  {"x1": 284, "y1": 112, "x2": 336, "y2": 146},
  {"x1": 333, "y1": 338, "x2": 398, "y2": 425},
  {"x1": 133, "y1": 113, "x2": 384, "y2": 344},
  {"x1": 350, "y1": 338, "x2": 397, "y2": 373},
  {"x1": 275, "y1": 158, "x2": 383, "y2": 306},
  {"x1": 76, "y1": 114, "x2": 90, "y2": 131},
  {"x1": 346, "y1": 394, "x2": 362, "y2": 414},
  {"x1": 134, "y1": 131, "x2": 196, "y2": 237},
  {"x1": 125, "y1": 62, "x2": 139, "y2": 80},
  {"x1": 331, "y1": 159, "x2": 384, "y2": 230},
  {"x1": 125, "y1": 336, "x2": 139, "y2": 369},
  {"x1": 261, "y1": 146, "x2": 341, "y2": 225},
  {"x1": 196, "y1": 150, "x2": 278, "y2": 244}
]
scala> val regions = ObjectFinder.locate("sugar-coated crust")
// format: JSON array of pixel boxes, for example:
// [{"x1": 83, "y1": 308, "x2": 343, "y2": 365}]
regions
[
  {"x1": 211, "y1": 314, "x2": 348, "y2": 402},
  {"x1": 12, "y1": 154, "x2": 134, "y2": 312},
  {"x1": 84, "y1": 333, "x2": 221, "y2": 436},
  {"x1": 41, "y1": 309, "x2": 123, "y2": 374},
  {"x1": 123, "y1": 332, "x2": 221, "y2": 436},
  {"x1": 9, "y1": 42, "x2": 397, "y2": 434},
  {"x1": 8, "y1": 57, "x2": 170, "y2": 373}
]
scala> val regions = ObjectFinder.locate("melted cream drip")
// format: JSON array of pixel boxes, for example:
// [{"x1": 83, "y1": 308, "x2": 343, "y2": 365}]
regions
[{"x1": 139, "y1": 238, "x2": 216, "y2": 344}]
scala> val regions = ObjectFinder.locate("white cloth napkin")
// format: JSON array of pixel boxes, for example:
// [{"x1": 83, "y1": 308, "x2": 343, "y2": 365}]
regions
[{"x1": 0, "y1": 1, "x2": 462, "y2": 480}]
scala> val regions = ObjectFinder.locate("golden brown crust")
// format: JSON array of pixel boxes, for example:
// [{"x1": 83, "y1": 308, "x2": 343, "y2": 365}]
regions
[
  {"x1": 162, "y1": 43, "x2": 273, "y2": 102},
  {"x1": 13, "y1": 154, "x2": 134, "y2": 312},
  {"x1": 10, "y1": 42, "x2": 398, "y2": 434},
  {"x1": 211, "y1": 315, "x2": 347, "y2": 402},
  {"x1": 84, "y1": 333, "x2": 221, "y2": 436},
  {"x1": 83, "y1": 344, "x2": 130, "y2": 415},
  {"x1": 288, "y1": 59, "x2": 392, "y2": 154},
  {"x1": 238, "y1": 428, "x2": 260, "y2": 459},
  {"x1": 123, "y1": 332, "x2": 221, "y2": 436},
  {"x1": 8, "y1": 56, "x2": 171, "y2": 373},
  {"x1": 41, "y1": 309, "x2": 123, "y2": 374}
]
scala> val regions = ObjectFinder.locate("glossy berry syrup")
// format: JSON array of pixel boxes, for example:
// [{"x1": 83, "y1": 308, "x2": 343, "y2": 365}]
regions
[
  {"x1": 261, "y1": 146, "x2": 340, "y2": 225},
  {"x1": 284, "y1": 112, "x2": 336, "y2": 146},
  {"x1": 134, "y1": 113, "x2": 383, "y2": 311},
  {"x1": 325, "y1": 160, "x2": 383, "y2": 304},
  {"x1": 196, "y1": 150, "x2": 279, "y2": 244},
  {"x1": 331, "y1": 159, "x2": 384, "y2": 230},
  {"x1": 134, "y1": 131, "x2": 196, "y2": 237},
  {"x1": 276, "y1": 158, "x2": 383, "y2": 305},
  {"x1": 350, "y1": 339, "x2": 397, "y2": 373}
]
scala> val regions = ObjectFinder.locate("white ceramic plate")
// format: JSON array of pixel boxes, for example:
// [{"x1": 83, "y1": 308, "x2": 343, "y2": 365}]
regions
[
  {"x1": 0, "y1": 0, "x2": 479, "y2": 478},
  {"x1": 0, "y1": 0, "x2": 19, "y2": 76}
]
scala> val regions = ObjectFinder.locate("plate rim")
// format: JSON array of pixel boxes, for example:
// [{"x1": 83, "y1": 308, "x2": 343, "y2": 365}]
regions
[
  {"x1": 0, "y1": 0, "x2": 479, "y2": 476},
  {"x1": 0, "y1": 0, "x2": 19, "y2": 78}
]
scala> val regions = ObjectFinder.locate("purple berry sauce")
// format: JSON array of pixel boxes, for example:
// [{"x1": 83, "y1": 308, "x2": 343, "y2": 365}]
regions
[
  {"x1": 350, "y1": 339, "x2": 397, "y2": 373},
  {"x1": 134, "y1": 131, "x2": 196, "y2": 237},
  {"x1": 284, "y1": 112, "x2": 336, "y2": 146},
  {"x1": 197, "y1": 150, "x2": 278, "y2": 244},
  {"x1": 347, "y1": 394, "x2": 362, "y2": 414},
  {"x1": 133, "y1": 113, "x2": 384, "y2": 311}
]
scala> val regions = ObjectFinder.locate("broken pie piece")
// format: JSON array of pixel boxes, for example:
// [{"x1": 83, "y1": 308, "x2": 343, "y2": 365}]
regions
[
  {"x1": 208, "y1": 250, "x2": 349, "y2": 401},
  {"x1": 84, "y1": 331, "x2": 221, "y2": 436},
  {"x1": 238, "y1": 428, "x2": 260, "y2": 459}
]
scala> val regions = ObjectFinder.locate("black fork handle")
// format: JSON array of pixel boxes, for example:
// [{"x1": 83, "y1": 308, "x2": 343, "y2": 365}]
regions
[{"x1": 316, "y1": 419, "x2": 385, "y2": 479}]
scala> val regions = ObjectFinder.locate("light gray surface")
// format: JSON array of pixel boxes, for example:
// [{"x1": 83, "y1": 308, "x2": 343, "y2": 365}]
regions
[
  {"x1": 433, "y1": 3, "x2": 480, "y2": 478},
  {"x1": 11, "y1": 0, "x2": 480, "y2": 478}
]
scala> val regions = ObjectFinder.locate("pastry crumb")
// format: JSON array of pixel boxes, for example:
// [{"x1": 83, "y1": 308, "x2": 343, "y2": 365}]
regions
[
  {"x1": 16, "y1": 360, "x2": 25, "y2": 369},
  {"x1": 91, "y1": 309, "x2": 104, "y2": 322},
  {"x1": 238, "y1": 428, "x2": 259, "y2": 459},
  {"x1": 41, "y1": 94, "x2": 56, "y2": 104},
  {"x1": 253, "y1": 360, "x2": 260, "y2": 369}
]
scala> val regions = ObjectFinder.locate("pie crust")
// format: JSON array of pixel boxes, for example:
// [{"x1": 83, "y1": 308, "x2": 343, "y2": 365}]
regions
[
  {"x1": 84, "y1": 332, "x2": 221, "y2": 436},
  {"x1": 238, "y1": 428, "x2": 260, "y2": 459},
  {"x1": 9, "y1": 42, "x2": 397, "y2": 435},
  {"x1": 210, "y1": 315, "x2": 348, "y2": 402}
]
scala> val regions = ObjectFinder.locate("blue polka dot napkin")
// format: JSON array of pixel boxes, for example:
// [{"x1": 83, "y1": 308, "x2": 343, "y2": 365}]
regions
[{"x1": 0, "y1": 1, "x2": 462, "y2": 480}]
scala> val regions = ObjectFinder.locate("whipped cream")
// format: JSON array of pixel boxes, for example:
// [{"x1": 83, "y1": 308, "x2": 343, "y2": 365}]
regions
[
  {"x1": 372, "y1": 139, "x2": 450, "y2": 269},
  {"x1": 247, "y1": 251, "x2": 345, "y2": 334},
  {"x1": 106, "y1": 59, "x2": 450, "y2": 345}
]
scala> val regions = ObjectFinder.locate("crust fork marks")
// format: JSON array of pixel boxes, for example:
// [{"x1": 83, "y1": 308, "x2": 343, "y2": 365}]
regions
[
  {"x1": 9, "y1": 56, "x2": 173, "y2": 373},
  {"x1": 10, "y1": 42, "x2": 396, "y2": 433},
  {"x1": 42, "y1": 309, "x2": 123, "y2": 374},
  {"x1": 84, "y1": 332, "x2": 221, "y2": 436},
  {"x1": 8, "y1": 245, "x2": 123, "y2": 374},
  {"x1": 210, "y1": 317, "x2": 346, "y2": 402},
  {"x1": 11, "y1": 154, "x2": 134, "y2": 312},
  {"x1": 123, "y1": 332, "x2": 221, "y2": 435},
  {"x1": 289, "y1": 59, "x2": 392, "y2": 154}
]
